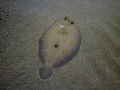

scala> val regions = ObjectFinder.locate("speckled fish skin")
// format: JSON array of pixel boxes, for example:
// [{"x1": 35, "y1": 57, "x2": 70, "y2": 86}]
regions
[{"x1": 39, "y1": 17, "x2": 81, "y2": 79}]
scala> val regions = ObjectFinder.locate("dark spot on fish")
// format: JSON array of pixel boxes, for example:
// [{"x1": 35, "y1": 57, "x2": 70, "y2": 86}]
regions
[
  {"x1": 54, "y1": 44, "x2": 58, "y2": 48},
  {"x1": 71, "y1": 22, "x2": 74, "y2": 24},
  {"x1": 7, "y1": 15, "x2": 9, "y2": 16},
  {"x1": 0, "y1": 18, "x2": 1, "y2": 20},
  {"x1": 64, "y1": 17, "x2": 67, "y2": 20},
  {"x1": 4, "y1": 21, "x2": 6, "y2": 22}
]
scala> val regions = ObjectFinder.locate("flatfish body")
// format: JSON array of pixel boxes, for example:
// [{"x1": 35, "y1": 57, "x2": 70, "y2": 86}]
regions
[{"x1": 39, "y1": 17, "x2": 81, "y2": 79}]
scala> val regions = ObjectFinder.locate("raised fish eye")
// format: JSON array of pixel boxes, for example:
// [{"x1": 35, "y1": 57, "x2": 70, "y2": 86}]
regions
[
  {"x1": 71, "y1": 22, "x2": 74, "y2": 24},
  {"x1": 59, "y1": 24, "x2": 64, "y2": 28}
]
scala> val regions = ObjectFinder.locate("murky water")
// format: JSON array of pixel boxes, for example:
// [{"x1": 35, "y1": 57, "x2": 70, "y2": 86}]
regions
[{"x1": 0, "y1": 0, "x2": 120, "y2": 90}]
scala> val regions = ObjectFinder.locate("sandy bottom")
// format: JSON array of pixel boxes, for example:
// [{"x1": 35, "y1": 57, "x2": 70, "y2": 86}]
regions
[{"x1": 0, "y1": 0, "x2": 120, "y2": 90}]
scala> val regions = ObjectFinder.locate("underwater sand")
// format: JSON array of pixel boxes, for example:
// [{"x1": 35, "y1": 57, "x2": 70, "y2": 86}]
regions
[{"x1": 0, "y1": 0, "x2": 120, "y2": 90}]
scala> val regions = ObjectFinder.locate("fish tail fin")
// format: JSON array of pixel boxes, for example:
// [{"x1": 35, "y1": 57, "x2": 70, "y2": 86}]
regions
[{"x1": 39, "y1": 66, "x2": 53, "y2": 79}]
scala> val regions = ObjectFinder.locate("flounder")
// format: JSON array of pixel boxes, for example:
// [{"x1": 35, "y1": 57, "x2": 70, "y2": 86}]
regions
[{"x1": 39, "y1": 17, "x2": 81, "y2": 79}]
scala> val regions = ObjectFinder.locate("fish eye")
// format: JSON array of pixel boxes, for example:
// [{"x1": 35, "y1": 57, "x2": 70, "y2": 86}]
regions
[{"x1": 71, "y1": 22, "x2": 74, "y2": 24}]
